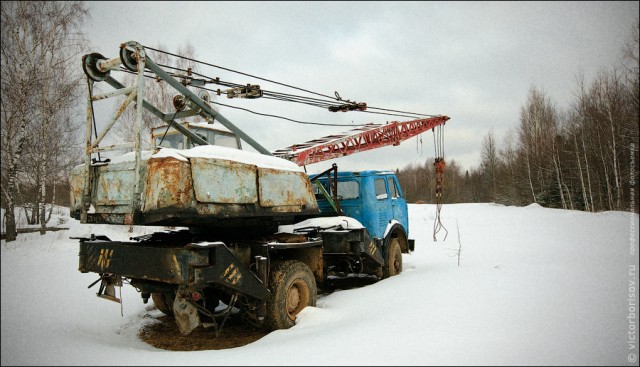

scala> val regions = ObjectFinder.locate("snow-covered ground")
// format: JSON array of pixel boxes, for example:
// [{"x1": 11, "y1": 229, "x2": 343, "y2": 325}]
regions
[{"x1": 1, "y1": 203, "x2": 638, "y2": 366}]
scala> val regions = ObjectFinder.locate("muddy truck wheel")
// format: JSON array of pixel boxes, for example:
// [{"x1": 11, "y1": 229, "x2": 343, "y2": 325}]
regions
[
  {"x1": 265, "y1": 260, "x2": 317, "y2": 330},
  {"x1": 382, "y1": 238, "x2": 403, "y2": 278},
  {"x1": 152, "y1": 292, "x2": 175, "y2": 317}
]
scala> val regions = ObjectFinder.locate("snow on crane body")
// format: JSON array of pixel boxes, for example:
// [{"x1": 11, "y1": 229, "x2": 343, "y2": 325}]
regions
[{"x1": 71, "y1": 41, "x2": 447, "y2": 336}]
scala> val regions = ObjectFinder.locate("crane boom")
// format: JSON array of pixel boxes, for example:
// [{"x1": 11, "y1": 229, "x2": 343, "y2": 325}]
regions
[{"x1": 273, "y1": 116, "x2": 450, "y2": 166}]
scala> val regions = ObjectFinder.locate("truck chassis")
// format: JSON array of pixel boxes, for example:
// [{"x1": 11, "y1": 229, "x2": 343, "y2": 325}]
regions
[{"x1": 79, "y1": 221, "x2": 394, "y2": 335}]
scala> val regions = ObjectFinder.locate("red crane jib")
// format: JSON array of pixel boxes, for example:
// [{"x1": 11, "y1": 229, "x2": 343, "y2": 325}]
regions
[{"x1": 272, "y1": 116, "x2": 450, "y2": 166}]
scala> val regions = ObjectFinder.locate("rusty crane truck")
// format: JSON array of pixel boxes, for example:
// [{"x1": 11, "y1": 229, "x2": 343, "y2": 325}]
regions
[{"x1": 72, "y1": 41, "x2": 449, "y2": 335}]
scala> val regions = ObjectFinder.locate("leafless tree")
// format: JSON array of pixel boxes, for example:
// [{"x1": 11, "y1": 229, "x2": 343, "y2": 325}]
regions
[
  {"x1": 1, "y1": 1, "x2": 88, "y2": 241},
  {"x1": 481, "y1": 130, "x2": 499, "y2": 201},
  {"x1": 497, "y1": 129, "x2": 521, "y2": 205},
  {"x1": 517, "y1": 86, "x2": 559, "y2": 205}
]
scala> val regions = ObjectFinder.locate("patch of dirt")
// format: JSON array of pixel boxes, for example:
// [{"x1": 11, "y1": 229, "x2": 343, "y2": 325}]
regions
[
  {"x1": 139, "y1": 314, "x2": 268, "y2": 351},
  {"x1": 138, "y1": 275, "x2": 378, "y2": 351}
]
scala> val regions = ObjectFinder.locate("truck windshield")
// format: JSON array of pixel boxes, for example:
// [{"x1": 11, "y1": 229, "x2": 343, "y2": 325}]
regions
[
  {"x1": 314, "y1": 180, "x2": 359, "y2": 200},
  {"x1": 214, "y1": 133, "x2": 239, "y2": 149},
  {"x1": 154, "y1": 126, "x2": 240, "y2": 150},
  {"x1": 187, "y1": 132, "x2": 209, "y2": 148},
  {"x1": 156, "y1": 133, "x2": 183, "y2": 149}
]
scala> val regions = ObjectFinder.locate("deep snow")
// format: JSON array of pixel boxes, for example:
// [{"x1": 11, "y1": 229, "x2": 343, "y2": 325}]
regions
[{"x1": 1, "y1": 203, "x2": 638, "y2": 366}]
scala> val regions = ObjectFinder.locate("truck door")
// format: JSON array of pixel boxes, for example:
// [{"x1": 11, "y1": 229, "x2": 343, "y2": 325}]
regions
[
  {"x1": 387, "y1": 176, "x2": 409, "y2": 235},
  {"x1": 372, "y1": 177, "x2": 393, "y2": 239}
]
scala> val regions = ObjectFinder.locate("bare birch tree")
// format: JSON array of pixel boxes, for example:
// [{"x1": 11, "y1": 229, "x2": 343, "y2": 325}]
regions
[
  {"x1": 518, "y1": 86, "x2": 558, "y2": 205},
  {"x1": 1, "y1": 1, "x2": 88, "y2": 241},
  {"x1": 481, "y1": 130, "x2": 499, "y2": 201}
]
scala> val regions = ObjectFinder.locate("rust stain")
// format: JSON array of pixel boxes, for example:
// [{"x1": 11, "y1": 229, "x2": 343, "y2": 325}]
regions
[
  {"x1": 69, "y1": 172, "x2": 84, "y2": 210},
  {"x1": 77, "y1": 153, "x2": 321, "y2": 226},
  {"x1": 190, "y1": 158, "x2": 257, "y2": 204},
  {"x1": 257, "y1": 168, "x2": 317, "y2": 209},
  {"x1": 146, "y1": 157, "x2": 194, "y2": 210}
]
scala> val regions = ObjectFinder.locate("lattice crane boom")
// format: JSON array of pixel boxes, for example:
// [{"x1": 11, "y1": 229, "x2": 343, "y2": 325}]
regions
[{"x1": 272, "y1": 116, "x2": 450, "y2": 166}]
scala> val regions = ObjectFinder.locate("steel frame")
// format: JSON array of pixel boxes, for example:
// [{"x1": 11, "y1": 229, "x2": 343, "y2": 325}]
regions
[
  {"x1": 273, "y1": 116, "x2": 450, "y2": 166},
  {"x1": 79, "y1": 41, "x2": 273, "y2": 223}
]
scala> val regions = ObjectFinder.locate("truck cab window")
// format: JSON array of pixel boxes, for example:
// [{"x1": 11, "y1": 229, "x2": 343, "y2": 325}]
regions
[
  {"x1": 156, "y1": 133, "x2": 183, "y2": 149},
  {"x1": 337, "y1": 180, "x2": 359, "y2": 200},
  {"x1": 388, "y1": 177, "x2": 400, "y2": 198},
  {"x1": 313, "y1": 180, "x2": 359, "y2": 200},
  {"x1": 187, "y1": 133, "x2": 208, "y2": 148},
  {"x1": 374, "y1": 178, "x2": 388, "y2": 200},
  {"x1": 214, "y1": 133, "x2": 240, "y2": 149}
]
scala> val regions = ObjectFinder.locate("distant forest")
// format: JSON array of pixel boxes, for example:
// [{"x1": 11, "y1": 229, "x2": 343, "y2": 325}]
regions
[{"x1": 397, "y1": 21, "x2": 639, "y2": 213}]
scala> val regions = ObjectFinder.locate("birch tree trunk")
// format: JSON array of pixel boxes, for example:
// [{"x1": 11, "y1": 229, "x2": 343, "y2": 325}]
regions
[
  {"x1": 574, "y1": 131, "x2": 590, "y2": 211},
  {"x1": 603, "y1": 76, "x2": 623, "y2": 210},
  {"x1": 38, "y1": 139, "x2": 48, "y2": 235},
  {"x1": 525, "y1": 150, "x2": 536, "y2": 202},
  {"x1": 581, "y1": 131, "x2": 595, "y2": 212},
  {"x1": 552, "y1": 147, "x2": 567, "y2": 209}
]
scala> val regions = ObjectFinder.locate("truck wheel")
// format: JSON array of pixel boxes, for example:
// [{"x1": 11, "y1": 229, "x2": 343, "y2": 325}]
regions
[
  {"x1": 265, "y1": 260, "x2": 317, "y2": 330},
  {"x1": 383, "y1": 238, "x2": 403, "y2": 278},
  {"x1": 152, "y1": 292, "x2": 175, "y2": 317}
]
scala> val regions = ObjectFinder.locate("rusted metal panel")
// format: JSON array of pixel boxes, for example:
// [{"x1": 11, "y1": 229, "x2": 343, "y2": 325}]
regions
[
  {"x1": 191, "y1": 158, "x2": 257, "y2": 204},
  {"x1": 142, "y1": 156, "x2": 194, "y2": 212},
  {"x1": 258, "y1": 168, "x2": 316, "y2": 208},
  {"x1": 69, "y1": 165, "x2": 85, "y2": 213},
  {"x1": 69, "y1": 153, "x2": 320, "y2": 226},
  {"x1": 94, "y1": 169, "x2": 134, "y2": 209}
]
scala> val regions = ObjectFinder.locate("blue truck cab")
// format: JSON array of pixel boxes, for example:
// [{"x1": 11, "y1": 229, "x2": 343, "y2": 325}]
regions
[{"x1": 311, "y1": 170, "x2": 415, "y2": 257}]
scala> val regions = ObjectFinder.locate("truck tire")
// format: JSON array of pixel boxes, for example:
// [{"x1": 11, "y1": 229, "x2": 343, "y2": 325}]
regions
[
  {"x1": 265, "y1": 260, "x2": 317, "y2": 330},
  {"x1": 152, "y1": 292, "x2": 175, "y2": 317},
  {"x1": 383, "y1": 238, "x2": 403, "y2": 278}
]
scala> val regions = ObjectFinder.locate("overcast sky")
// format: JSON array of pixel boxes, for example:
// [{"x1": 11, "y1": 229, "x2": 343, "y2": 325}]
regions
[{"x1": 82, "y1": 1, "x2": 639, "y2": 173}]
